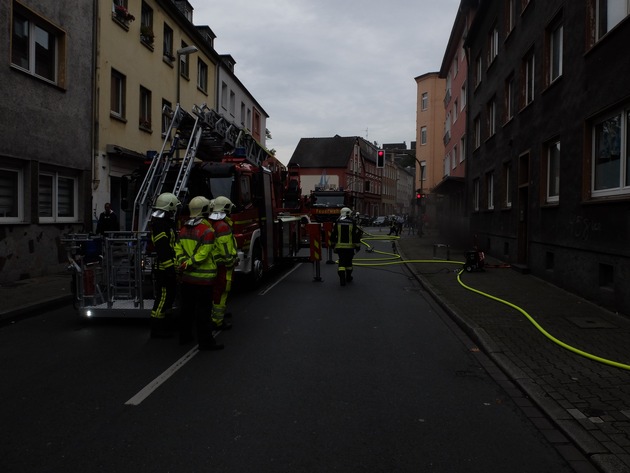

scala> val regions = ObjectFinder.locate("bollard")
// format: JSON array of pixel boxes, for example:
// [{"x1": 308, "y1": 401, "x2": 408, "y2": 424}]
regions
[
  {"x1": 306, "y1": 223, "x2": 323, "y2": 282},
  {"x1": 322, "y1": 221, "x2": 335, "y2": 264}
]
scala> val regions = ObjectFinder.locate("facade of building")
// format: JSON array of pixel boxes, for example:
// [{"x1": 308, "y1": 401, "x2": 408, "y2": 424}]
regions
[
  {"x1": 465, "y1": 0, "x2": 630, "y2": 315},
  {"x1": 435, "y1": 1, "x2": 476, "y2": 245},
  {"x1": 288, "y1": 136, "x2": 383, "y2": 216},
  {"x1": 0, "y1": 0, "x2": 270, "y2": 284},
  {"x1": 95, "y1": 0, "x2": 223, "y2": 230},
  {"x1": 0, "y1": 0, "x2": 95, "y2": 282},
  {"x1": 414, "y1": 72, "x2": 446, "y2": 227},
  {"x1": 216, "y1": 54, "x2": 268, "y2": 146}
]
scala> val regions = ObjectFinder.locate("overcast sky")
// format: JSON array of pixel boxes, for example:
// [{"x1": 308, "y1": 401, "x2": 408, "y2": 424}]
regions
[{"x1": 193, "y1": 0, "x2": 461, "y2": 164}]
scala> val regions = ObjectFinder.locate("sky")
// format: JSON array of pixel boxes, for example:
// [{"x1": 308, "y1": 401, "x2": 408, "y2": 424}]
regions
[{"x1": 193, "y1": 0, "x2": 461, "y2": 164}]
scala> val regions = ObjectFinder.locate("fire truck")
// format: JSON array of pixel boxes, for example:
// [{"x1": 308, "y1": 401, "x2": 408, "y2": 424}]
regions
[
  {"x1": 63, "y1": 104, "x2": 310, "y2": 318},
  {"x1": 307, "y1": 188, "x2": 352, "y2": 223}
]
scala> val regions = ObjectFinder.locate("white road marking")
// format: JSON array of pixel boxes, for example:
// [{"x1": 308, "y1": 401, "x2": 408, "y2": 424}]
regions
[
  {"x1": 125, "y1": 347, "x2": 199, "y2": 405},
  {"x1": 257, "y1": 263, "x2": 303, "y2": 295}
]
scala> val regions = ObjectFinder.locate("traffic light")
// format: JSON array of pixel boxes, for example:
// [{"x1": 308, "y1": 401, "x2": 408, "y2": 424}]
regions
[
  {"x1": 416, "y1": 189, "x2": 426, "y2": 207},
  {"x1": 376, "y1": 149, "x2": 385, "y2": 168}
]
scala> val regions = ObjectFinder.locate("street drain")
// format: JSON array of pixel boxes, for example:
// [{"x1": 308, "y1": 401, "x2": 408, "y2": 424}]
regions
[{"x1": 565, "y1": 316, "x2": 617, "y2": 329}]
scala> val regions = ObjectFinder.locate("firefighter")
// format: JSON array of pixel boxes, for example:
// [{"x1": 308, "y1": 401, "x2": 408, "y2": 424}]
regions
[
  {"x1": 175, "y1": 196, "x2": 224, "y2": 350},
  {"x1": 330, "y1": 207, "x2": 363, "y2": 286},
  {"x1": 149, "y1": 192, "x2": 181, "y2": 338},
  {"x1": 208, "y1": 196, "x2": 238, "y2": 331}
]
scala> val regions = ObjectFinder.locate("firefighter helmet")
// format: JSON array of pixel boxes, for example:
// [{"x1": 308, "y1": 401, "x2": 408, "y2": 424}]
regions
[
  {"x1": 188, "y1": 196, "x2": 211, "y2": 217},
  {"x1": 212, "y1": 196, "x2": 235, "y2": 214},
  {"x1": 153, "y1": 192, "x2": 181, "y2": 212},
  {"x1": 340, "y1": 207, "x2": 352, "y2": 218}
]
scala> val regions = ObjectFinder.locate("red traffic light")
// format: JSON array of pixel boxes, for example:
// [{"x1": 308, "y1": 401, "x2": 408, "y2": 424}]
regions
[{"x1": 376, "y1": 149, "x2": 385, "y2": 168}]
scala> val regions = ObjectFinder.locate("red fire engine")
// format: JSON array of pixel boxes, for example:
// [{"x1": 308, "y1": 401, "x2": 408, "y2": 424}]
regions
[{"x1": 63, "y1": 104, "x2": 311, "y2": 318}]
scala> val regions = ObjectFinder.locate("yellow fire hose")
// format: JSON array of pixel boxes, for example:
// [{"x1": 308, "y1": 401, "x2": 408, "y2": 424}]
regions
[{"x1": 350, "y1": 232, "x2": 630, "y2": 371}]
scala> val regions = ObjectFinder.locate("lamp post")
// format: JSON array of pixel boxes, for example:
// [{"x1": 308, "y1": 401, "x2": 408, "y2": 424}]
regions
[{"x1": 176, "y1": 45, "x2": 198, "y2": 107}]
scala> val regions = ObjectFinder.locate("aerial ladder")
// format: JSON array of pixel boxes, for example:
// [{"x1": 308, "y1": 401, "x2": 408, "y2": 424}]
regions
[{"x1": 63, "y1": 104, "x2": 275, "y2": 318}]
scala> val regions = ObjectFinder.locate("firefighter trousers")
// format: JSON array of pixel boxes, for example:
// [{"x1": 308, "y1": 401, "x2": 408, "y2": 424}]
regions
[
  {"x1": 212, "y1": 265, "x2": 233, "y2": 327},
  {"x1": 151, "y1": 268, "x2": 177, "y2": 319}
]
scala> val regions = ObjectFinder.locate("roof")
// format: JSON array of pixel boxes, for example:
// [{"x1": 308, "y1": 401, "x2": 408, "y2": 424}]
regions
[{"x1": 288, "y1": 136, "x2": 359, "y2": 168}]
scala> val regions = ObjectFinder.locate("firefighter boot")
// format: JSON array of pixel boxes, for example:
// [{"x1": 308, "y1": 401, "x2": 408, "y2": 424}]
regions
[
  {"x1": 197, "y1": 317, "x2": 224, "y2": 351},
  {"x1": 150, "y1": 317, "x2": 173, "y2": 339},
  {"x1": 338, "y1": 270, "x2": 346, "y2": 286},
  {"x1": 346, "y1": 270, "x2": 353, "y2": 283}
]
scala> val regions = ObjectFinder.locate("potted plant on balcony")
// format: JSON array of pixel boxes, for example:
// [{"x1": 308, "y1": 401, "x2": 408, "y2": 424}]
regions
[
  {"x1": 114, "y1": 4, "x2": 135, "y2": 22},
  {"x1": 140, "y1": 25, "x2": 154, "y2": 44}
]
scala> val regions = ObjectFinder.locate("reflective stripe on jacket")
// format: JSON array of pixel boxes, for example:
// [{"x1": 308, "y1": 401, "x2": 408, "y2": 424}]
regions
[
  {"x1": 151, "y1": 217, "x2": 177, "y2": 270},
  {"x1": 210, "y1": 219, "x2": 237, "y2": 267},
  {"x1": 331, "y1": 217, "x2": 362, "y2": 250},
  {"x1": 175, "y1": 218, "x2": 217, "y2": 285}
]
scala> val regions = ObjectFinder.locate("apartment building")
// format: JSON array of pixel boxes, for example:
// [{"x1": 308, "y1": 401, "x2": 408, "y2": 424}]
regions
[
  {"x1": 0, "y1": 0, "x2": 94, "y2": 282},
  {"x1": 465, "y1": 0, "x2": 630, "y2": 315}
]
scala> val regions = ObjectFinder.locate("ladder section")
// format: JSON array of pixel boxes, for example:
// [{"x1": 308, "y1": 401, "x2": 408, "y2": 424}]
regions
[
  {"x1": 193, "y1": 104, "x2": 271, "y2": 167},
  {"x1": 132, "y1": 104, "x2": 196, "y2": 232}
]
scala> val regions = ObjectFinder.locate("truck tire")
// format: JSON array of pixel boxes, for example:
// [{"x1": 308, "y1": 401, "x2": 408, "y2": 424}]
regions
[{"x1": 250, "y1": 242, "x2": 264, "y2": 285}]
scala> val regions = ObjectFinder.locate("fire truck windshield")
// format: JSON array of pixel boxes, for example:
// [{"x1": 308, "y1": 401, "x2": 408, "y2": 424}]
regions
[
  {"x1": 312, "y1": 195, "x2": 345, "y2": 207},
  {"x1": 209, "y1": 177, "x2": 234, "y2": 200}
]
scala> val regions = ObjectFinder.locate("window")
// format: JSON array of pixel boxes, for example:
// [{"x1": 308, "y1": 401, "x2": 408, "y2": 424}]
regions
[
  {"x1": 221, "y1": 82, "x2": 228, "y2": 111},
  {"x1": 139, "y1": 86, "x2": 151, "y2": 129},
  {"x1": 487, "y1": 98, "x2": 496, "y2": 137},
  {"x1": 161, "y1": 99, "x2": 171, "y2": 136},
  {"x1": 473, "y1": 178, "x2": 480, "y2": 211},
  {"x1": 473, "y1": 116, "x2": 481, "y2": 149},
  {"x1": 591, "y1": 109, "x2": 630, "y2": 196},
  {"x1": 486, "y1": 172, "x2": 494, "y2": 209},
  {"x1": 475, "y1": 54, "x2": 482, "y2": 88},
  {"x1": 11, "y1": 4, "x2": 65, "y2": 86},
  {"x1": 595, "y1": 0, "x2": 630, "y2": 40},
  {"x1": 546, "y1": 140, "x2": 560, "y2": 203},
  {"x1": 420, "y1": 126, "x2": 427, "y2": 145},
  {"x1": 240, "y1": 102, "x2": 246, "y2": 125},
  {"x1": 140, "y1": 2, "x2": 154, "y2": 46},
  {"x1": 522, "y1": 50, "x2": 535, "y2": 107},
  {"x1": 111, "y1": 68, "x2": 126, "y2": 119},
  {"x1": 39, "y1": 172, "x2": 78, "y2": 223},
  {"x1": 163, "y1": 24, "x2": 174, "y2": 61},
  {"x1": 229, "y1": 91, "x2": 236, "y2": 116},
  {"x1": 452, "y1": 146, "x2": 458, "y2": 169},
  {"x1": 197, "y1": 59, "x2": 208, "y2": 93},
  {"x1": 503, "y1": 162, "x2": 512, "y2": 208},
  {"x1": 487, "y1": 23, "x2": 499, "y2": 65},
  {"x1": 461, "y1": 82, "x2": 467, "y2": 109},
  {"x1": 179, "y1": 42, "x2": 191, "y2": 78},
  {"x1": 0, "y1": 168, "x2": 24, "y2": 223},
  {"x1": 453, "y1": 100, "x2": 458, "y2": 122},
  {"x1": 460, "y1": 135, "x2": 466, "y2": 163},
  {"x1": 505, "y1": 74, "x2": 515, "y2": 122},
  {"x1": 547, "y1": 21, "x2": 563, "y2": 84},
  {"x1": 507, "y1": 0, "x2": 518, "y2": 33},
  {"x1": 421, "y1": 92, "x2": 429, "y2": 111},
  {"x1": 112, "y1": 0, "x2": 134, "y2": 26}
]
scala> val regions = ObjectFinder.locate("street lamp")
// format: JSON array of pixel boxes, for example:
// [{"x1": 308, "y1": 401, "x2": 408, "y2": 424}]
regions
[{"x1": 176, "y1": 45, "x2": 199, "y2": 107}]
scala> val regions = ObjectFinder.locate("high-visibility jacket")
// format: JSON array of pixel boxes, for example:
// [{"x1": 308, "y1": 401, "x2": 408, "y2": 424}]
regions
[
  {"x1": 150, "y1": 215, "x2": 177, "y2": 270},
  {"x1": 175, "y1": 217, "x2": 217, "y2": 285},
  {"x1": 330, "y1": 217, "x2": 363, "y2": 250},
  {"x1": 209, "y1": 218, "x2": 237, "y2": 268}
]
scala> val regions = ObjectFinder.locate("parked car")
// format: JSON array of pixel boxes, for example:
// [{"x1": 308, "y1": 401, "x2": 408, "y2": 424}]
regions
[{"x1": 373, "y1": 216, "x2": 389, "y2": 226}]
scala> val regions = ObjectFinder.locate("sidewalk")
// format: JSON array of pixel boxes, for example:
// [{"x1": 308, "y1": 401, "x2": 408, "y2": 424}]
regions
[
  {"x1": 394, "y1": 229, "x2": 630, "y2": 473},
  {"x1": 2, "y1": 232, "x2": 630, "y2": 472},
  {"x1": 0, "y1": 273, "x2": 73, "y2": 324}
]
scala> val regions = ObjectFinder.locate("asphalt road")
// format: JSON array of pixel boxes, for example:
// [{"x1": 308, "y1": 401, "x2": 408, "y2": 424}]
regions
[{"x1": 0, "y1": 243, "x2": 575, "y2": 472}]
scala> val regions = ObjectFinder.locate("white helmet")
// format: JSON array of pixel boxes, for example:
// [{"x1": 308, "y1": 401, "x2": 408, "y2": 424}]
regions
[
  {"x1": 340, "y1": 207, "x2": 352, "y2": 218},
  {"x1": 154, "y1": 192, "x2": 181, "y2": 212},
  {"x1": 212, "y1": 196, "x2": 235, "y2": 214},
  {"x1": 188, "y1": 196, "x2": 211, "y2": 217}
]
